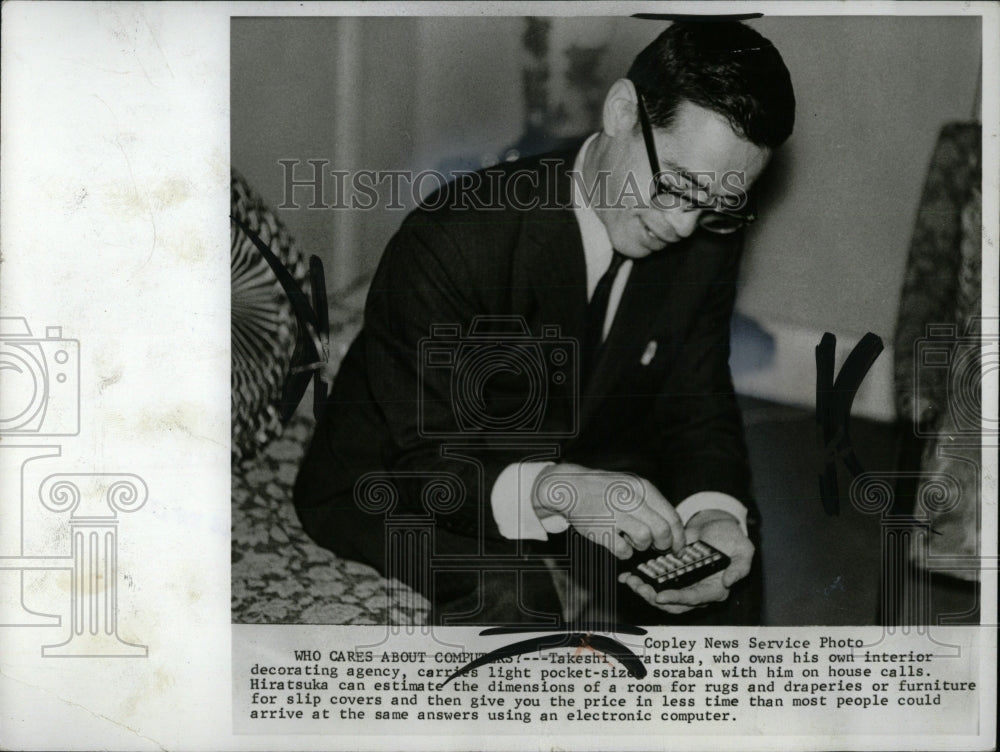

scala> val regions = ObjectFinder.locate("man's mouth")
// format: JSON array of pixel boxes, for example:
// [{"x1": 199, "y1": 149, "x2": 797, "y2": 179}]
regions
[{"x1": 640, "y1": 218, "x2": 672, "y2": 246}]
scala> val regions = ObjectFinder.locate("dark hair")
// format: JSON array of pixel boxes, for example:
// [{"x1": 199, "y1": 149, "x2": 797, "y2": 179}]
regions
[{"x1": 627, "y1": 21, "x2": 795, "y2": 148}]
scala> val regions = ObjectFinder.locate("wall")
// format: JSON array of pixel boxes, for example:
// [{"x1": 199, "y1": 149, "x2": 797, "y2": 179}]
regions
[
  {"x1": 231, "y1": 17, "x2": 524, "y2": 297},
  {"x1": 740, "y1": 16, "x2": 981, "y2": 340}
]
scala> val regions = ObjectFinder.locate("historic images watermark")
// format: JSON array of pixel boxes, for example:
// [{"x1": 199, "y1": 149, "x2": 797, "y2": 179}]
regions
[{"x1": 276, "y1": 159, "x2": 751, "y2": 214}]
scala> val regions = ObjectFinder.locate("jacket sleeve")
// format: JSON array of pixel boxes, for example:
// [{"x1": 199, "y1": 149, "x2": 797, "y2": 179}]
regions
[{"x1": 358, "y1": 211, "x2": 534, "y2": 541}]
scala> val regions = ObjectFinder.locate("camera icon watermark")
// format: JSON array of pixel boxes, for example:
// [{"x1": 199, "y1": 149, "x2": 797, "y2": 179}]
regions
[
  {"x1": 1, "y1": 317, "x2": 148, "y2": 658},
  {"x1": 417, "y1": 315, "x2": 578, "y2": 439},
  {"x1": 912, "y1": 319, "x2": 998, "y2": 444},
  {"x1": 850, "y1": 469, "x2": 990, "y2": 649},
  {"x1": 0, "y1": 317, "x2": 80, "y2": 436}
]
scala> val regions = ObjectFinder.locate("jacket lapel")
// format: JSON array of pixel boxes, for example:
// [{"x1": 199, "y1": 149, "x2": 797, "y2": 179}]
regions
[
  {"x1": 520, "y1": 215, "x2": 587, "y2": 339},
  {"x1": 515, "y1": 152, "x2": 589, "y2": 364}
]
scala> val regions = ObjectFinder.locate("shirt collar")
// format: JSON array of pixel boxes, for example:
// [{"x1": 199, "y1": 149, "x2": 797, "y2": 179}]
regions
[{"x1": 571, "y1": 133, "x2": 629, "y2": 299}]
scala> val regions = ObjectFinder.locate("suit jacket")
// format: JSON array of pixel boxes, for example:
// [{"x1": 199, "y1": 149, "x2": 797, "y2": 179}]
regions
[{"x1": 294, "y1": 149, "x2": 756, "y2": 555}]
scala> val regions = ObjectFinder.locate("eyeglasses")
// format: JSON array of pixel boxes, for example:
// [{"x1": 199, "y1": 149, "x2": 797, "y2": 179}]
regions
[{"x1": 635, "y1": 93, "x2": 756, "y2": 235}]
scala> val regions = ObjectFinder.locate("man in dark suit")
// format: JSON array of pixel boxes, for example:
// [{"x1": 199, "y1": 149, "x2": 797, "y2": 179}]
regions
[{"x1": 294, "y1": 21, "x2": 795, "y2": 625}]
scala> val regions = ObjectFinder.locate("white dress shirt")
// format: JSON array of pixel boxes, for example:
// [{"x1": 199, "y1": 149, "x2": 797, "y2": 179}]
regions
[{"x1": 490, "y1": 134, "x2": 748, "y2": 540}]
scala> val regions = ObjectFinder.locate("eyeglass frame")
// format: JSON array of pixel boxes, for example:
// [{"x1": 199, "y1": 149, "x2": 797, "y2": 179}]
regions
[{"x1": 634, "y1": 90, "x2": 757, "y2": 235}]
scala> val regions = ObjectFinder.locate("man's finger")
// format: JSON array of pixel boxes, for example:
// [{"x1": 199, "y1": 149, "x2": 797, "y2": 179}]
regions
[
  {"x1": 654, "y1": 572, "x2": 727, "y2": 606},
  {"x1": 706, "y1": 534, "x2": 753, "y2": 588},
  {"x1": 619, "y1": 573, "x2": 696, "y2": 614},
  {"x1": 618, "y1": 517, "x2": 653, "y2": 551},
  {"x1": 619, "y1": 572, "x2": 657, "y2": 601},
  {"x1": 611, "y1": 532, "x2": 634, "y2": 560},
  {"x1": 632, "y1": 506, "x2": 673, "y2": 551},
  {"x1": 721, "y1": 548, "x2": 753, "y2": 587},
  {"x1": 638, "y1": 483, "x2": 686, "y2": 552},
  {"x1": 581, "y1": 526, "x2": 633, "y2": 559}
]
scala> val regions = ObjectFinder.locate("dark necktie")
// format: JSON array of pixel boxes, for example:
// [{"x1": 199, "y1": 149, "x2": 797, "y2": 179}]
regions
[{"x1": 584, "y1": 250, "x2": 627, "y2": 377}]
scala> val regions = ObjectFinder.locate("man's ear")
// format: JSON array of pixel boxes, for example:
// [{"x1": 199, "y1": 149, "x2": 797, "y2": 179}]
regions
[{"x1": 602, "y1": 78, "x2": 639, "y2": 138}]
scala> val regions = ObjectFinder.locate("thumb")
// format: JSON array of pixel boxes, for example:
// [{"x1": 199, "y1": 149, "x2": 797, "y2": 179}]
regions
[{"x1": 721, "y1": 547, "x2": 753, "y2": 587}]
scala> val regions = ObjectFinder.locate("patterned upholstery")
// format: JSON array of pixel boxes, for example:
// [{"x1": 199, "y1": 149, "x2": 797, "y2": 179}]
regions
[
  {"x1": 231, "y1": 410, "x2": 431, "y2": 624},
  {"x1": 230, "y1": 169, "x2": 309, "y2": 464},
  {"x1": 893, "y1": 122, "x2": 982, "y2": 579},
  {"x1": 230, "y1": 170, "x2": 430, "y2": 622}
]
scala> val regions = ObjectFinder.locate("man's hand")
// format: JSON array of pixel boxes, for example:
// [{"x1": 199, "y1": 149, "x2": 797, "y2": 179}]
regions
[
  {"x1": 531, "y1": 463, "x2": 686, "y2": 559},
  {"x1": 618, "y1": 508, "x2": 754, "y2": 614}
]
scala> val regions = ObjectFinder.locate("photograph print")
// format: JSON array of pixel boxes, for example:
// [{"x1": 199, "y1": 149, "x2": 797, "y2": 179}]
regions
[{"x1": 228, "y1": 14, "x2": 986, "y2": 629}]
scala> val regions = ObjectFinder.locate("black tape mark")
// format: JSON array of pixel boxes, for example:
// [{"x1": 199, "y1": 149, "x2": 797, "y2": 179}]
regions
[
  {"x1": 230, "y1": 213, "x2": 330, "y2": 421},
  {"x1": 441, "y1": 630, "x2": 647, "y2": 686},
  {"x1": 815, "y1": 332, "x2": 884, "y2": 515},
  {"x1": 480, "y1": 621, "x2": 647, "y2": 637},
  {"x1": 631, "y1": 14, "x2": 765, "y2": 22}
]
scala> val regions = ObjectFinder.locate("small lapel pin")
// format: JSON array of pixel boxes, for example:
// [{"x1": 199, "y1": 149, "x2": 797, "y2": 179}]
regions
[{"x1": 640, "y1": 340, "x2": 657, "y2": 366}]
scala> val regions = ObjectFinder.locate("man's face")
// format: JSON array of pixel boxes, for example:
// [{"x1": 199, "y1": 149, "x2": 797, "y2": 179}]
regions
[{"x1": 592, "y1": 97, "x2": 772, "y2": 259}]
